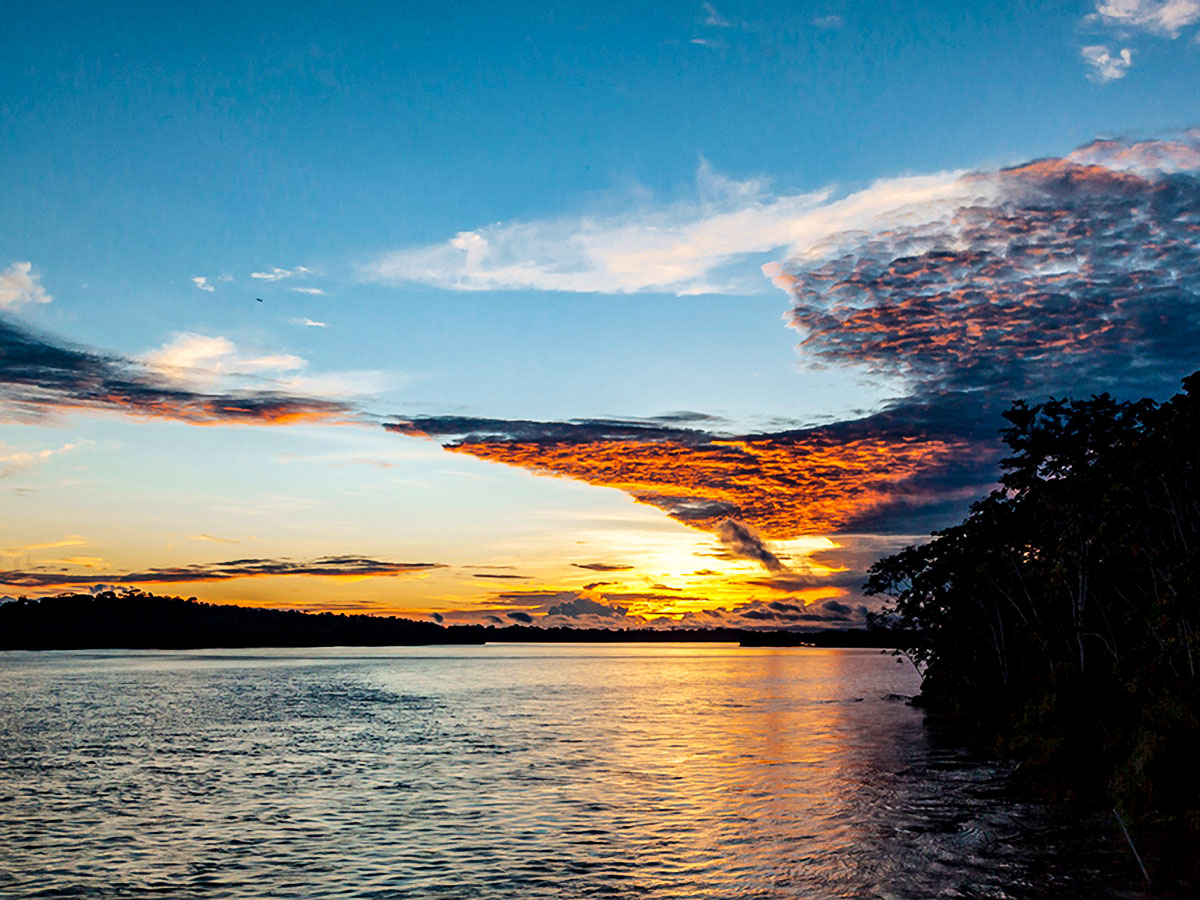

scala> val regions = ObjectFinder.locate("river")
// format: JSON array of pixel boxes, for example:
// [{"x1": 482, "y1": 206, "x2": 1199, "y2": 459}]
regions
[{"x1": 0, "y1": 644, "x2": 1149, "y2": 898}]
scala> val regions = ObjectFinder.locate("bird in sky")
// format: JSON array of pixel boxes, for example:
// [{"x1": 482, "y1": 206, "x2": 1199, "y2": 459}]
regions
[{"x1": 256, "y1": 297, "x2": 262, "y2": 302}]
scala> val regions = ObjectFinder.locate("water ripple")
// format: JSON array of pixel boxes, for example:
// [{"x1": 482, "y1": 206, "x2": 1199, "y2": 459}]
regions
[{"x1": 0, "y1": 645, "x2": 1148, "y2": 899}]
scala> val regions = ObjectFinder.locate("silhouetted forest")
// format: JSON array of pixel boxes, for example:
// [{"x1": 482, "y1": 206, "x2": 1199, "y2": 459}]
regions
[
  {"x1": 0, "y1": 591, "x2": 904, "y2": 650},
  {"x1": 867, "y1": 372, "x2": 1200, "y2": 879}
]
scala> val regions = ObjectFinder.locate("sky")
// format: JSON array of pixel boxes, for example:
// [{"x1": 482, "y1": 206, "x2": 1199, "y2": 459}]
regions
[{"x1": 4, "y1": 0, "x2": 1200, "y2": 629}]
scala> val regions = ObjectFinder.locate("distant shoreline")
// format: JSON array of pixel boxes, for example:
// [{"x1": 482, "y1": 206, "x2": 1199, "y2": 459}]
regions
[{"x1": 0, "y1": 592, "x2": 908, "y2": 652}]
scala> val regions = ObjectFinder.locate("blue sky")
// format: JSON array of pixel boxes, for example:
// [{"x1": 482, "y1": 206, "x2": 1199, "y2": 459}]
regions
[{"x1": 5, "y1": 1, "x2": 1200, "y2": 624}]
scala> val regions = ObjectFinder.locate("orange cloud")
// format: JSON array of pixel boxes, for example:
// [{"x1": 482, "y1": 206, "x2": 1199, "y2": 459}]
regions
[{"x1": 444, "y1": 432, "x2": 975, "y2": 540}]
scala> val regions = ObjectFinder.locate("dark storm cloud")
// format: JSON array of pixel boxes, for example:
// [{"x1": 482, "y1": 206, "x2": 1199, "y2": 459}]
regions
[
  {"x1": 0, "y1": 556, "x2": 443, "y2": 588},
  {"x1": 0, "y1": 315, "x2": 353, "y2": 425},
  {"x1": 506, "y1": 611, "x2": 534, "y2": 623}
]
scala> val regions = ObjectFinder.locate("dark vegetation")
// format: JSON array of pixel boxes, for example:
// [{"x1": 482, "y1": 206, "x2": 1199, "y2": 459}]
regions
[
  {"x1": 0, "y1": 592, "x2": 468, "y2": 649},
  {"x1": 866, "y1": 373, "x2": 1200, "y2": 884},
  {"x1": 0, "y1": 591, "x2": 905, "y2": 650}
]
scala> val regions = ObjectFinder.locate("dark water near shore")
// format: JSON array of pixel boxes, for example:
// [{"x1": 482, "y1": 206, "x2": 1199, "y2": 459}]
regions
[{"x1": 0, "y1": 644, "x2": 1149, "y2": 898}]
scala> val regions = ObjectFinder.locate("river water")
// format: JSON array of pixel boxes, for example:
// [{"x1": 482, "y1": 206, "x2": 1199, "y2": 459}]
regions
[{"x1": 0, "y1": 644, "x2": 1149, "y2": 898}]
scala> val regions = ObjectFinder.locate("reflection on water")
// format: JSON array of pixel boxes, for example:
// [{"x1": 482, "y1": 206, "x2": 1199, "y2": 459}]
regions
[{"x1": 0, "y1": 644, "x2": 1148, "y2": 898}]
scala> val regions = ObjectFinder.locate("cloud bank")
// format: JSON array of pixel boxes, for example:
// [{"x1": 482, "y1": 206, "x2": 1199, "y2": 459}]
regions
[
  {"x1": 0, "y1": 315, "x2": 355, "y2": 425},
  {"x1": 0, "y1": 556, "x2": 443, "y2": 589},
  {"x1": 387, "y1": 136, "x2": 1200, "y2": 558},
  {"x1": 386, "y1": 406, "x2": 995, "y2": 540},
  {"x1": 775, "y1": 136, "x2": 1200, "y2": 402}
]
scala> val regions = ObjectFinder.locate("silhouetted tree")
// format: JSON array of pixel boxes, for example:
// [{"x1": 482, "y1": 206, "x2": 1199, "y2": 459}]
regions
[{"x1": 867, "y1": 374, "x2": 1200, "y2": 820}]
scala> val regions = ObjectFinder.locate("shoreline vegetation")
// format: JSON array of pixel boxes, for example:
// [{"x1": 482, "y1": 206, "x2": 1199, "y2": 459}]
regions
[
  {"x1": 867, "y1": 373, "x2": 1200, "y2": 890},
  {"x1": 0, "y1": 591, "x2": 908, "y2": 651}
]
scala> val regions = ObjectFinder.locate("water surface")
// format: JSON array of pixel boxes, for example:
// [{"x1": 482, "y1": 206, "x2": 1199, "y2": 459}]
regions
[{"x1": 0, "y1": 644, "x2": 1147, "y2": 898}]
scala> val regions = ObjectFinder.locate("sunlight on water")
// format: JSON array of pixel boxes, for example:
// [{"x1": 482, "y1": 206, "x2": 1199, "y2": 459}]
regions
[{"x1": 0, "y1": 645, "x2": 1146, "y2": 898}]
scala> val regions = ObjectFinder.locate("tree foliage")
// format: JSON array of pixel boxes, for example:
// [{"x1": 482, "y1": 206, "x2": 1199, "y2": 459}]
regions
[{"x1": 867, "y1": 374, "x2": 1200, "y2": 816}]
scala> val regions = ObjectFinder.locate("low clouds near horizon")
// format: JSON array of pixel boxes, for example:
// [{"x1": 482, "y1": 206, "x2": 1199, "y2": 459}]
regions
[{"x1": 0, "y1": 556, "x2": 444, "y2": 590}]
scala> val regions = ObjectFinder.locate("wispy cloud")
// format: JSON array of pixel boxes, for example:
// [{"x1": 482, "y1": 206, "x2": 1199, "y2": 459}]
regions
[
  {"x1": 1081, "y1": 44, "x2": 1134, "y2": 80},
  {"x1": 0, "y1": 555, "x2": 444, "y2": 589},
  {"x1": 0, "y1": 441, "x2": 81, "y2": 479},
  {"x1": 290, "y1": 287, "x2": 326, "y2": 295},
  {"x1": 812, "y1": 14, "x2": 843, "y2": 29},
  {"x1": 251, "y1": 266, "x2": 313, "y2": 282},
  {"x1": 3, "y1": 535, "x2": 88, "y2": 553},
  {"x1": 0, "y1": 262, "x2": 52, "y2": 311},
  {"x1": 291, "y1": 317, "x2": 328, "y2": 327},
  {"x1": 362, "y1": 162, "x2": 973, "y2": 295},
  {"x1": 191, "y1": 276, "x2": 216, "y2": 292},
  {"x1": 1090, "y1": 0, "x2": 1200, "y2": 37},
  {"x1": 701, "y1": 2, "x2": 731, "y2": 28}
]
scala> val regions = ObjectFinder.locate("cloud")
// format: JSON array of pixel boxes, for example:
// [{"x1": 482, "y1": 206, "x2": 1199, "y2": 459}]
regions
[
  {"x1": 715, "y1": 518, "x2": 786, "y2": 572},
  {"x1": 0, "y1": 262, "x2": 52, "y2": 310},
  {"x1": 191, "y1": 276, "x2": 216, "y2": 293},
  {"x1": 812, "y1": 14, "x2": 843, "y2": 29},
  {"x1": 0, "y1": 556, "x2": 444, "y2": 589},
  {"x1": 3, "y1": 535, "x2": 88, "y2": 553},
  {"x1": 1090, "y1": 0, "x2": 1200, "y2": 37},
  {"x1": 544, "y1": 594, "x2": 629, "y2": 618},
  {"x1": 0, "y1": 314, "x2": 355, "y2": 426},
  {"x1": 291, "y1": 318, "x2": 328, "y2": 328},
  {"x1": 251, "y1": 266, "x2": 313, "y2": 282},
  {"x1": 378, "y1": 135, "x2": 1200, "y2": 615},
  {"x1": 775, "y1": 135, "x2": 1200, "y2": 403},
  {"x1": 387, "y1": 408, "x2": 994, "y2": 539},
  {"x1": 188, "y1": 534, "x2": 241, "y2": 544},
  {"x1": 142, "y1": 333, "x2": 307, "y2": 387},
  {"x1": 727, "y1": 597, "x2": 866, "y2": 626},
  {"x1": 388, "y1": 415, "x2": 715, "y2": 444},
  {"x1": 387, "y1": 136, "x2": 1200, "y2": 550},
  {"x1": 290, "y1": 287, "x2": 326, "y2": 295},
  {"x1": 702, "y1": 3, "x2": 731, "y2": 28},
  {"x1": 439, "y1": 586, "x2": 869, "y2": 630},
  {"x1": 0, "y1": 441, "x2": 81, "y2": 479},
  {"x1": 363, "y1": 162, "x2": 973, "y2": 296},
  {"x1": 1081, "y1": 45, "x2": 1134, "y2": 80}
]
